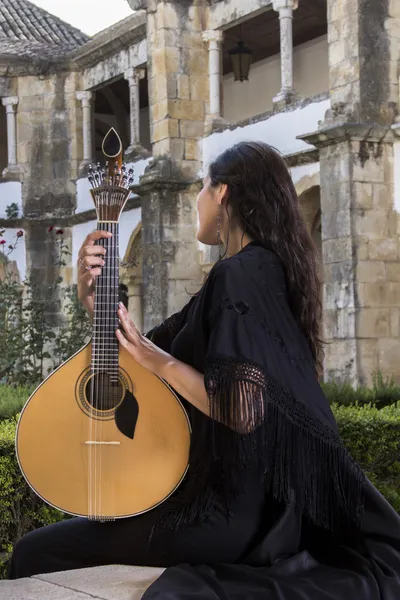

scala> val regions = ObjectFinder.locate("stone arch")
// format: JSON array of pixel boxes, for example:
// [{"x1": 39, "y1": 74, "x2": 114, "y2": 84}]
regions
[
  {"x1": 295, "y1": 171, "x2": 320, "y2": 199},
  {"x1": 120, "y1": 221, "x2": 143, "y2": 331},
  {"x1": 298, "y1": 185, "x2": 322, "y2": 273}
]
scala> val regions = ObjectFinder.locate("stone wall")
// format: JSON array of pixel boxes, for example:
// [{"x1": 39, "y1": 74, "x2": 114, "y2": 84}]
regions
[
  {"x1": 317, "y1": 131, "x2": 399, "y2": 385},
  {"x1": 328, "y1": 0, "x2": 397, "y2": 124},
  {"x1": 16, "y1": 71, "x2": 81, "y2": 322},
  {"x1": 147, "y1": 1, "x2": 208, "y2": 172},
  {"x1": 139, "y1": 1, "x2": 207, "y2": 329},
  {"x1": 301, "y1": 0, "x2": 400, "y2": 385}
]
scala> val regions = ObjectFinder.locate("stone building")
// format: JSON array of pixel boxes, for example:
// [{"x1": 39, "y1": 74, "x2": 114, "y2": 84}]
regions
[{"x1": 0, "y1": 0, "x2": 399, "y2": 385}]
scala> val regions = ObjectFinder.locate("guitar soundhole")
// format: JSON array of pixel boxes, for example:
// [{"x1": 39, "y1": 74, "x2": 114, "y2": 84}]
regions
[{"x1": 85, "y1": 373, "x2": 124, "y2": 412}]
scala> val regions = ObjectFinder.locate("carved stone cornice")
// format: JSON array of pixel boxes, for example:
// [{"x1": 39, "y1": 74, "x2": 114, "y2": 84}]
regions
[
  {"x1": 0, "y1": 56, "x2": 70, "y2": 77},
  {"x1": 68, "y1": 12, "x2": 146, "y2": 70},
  {"x1": 0, "y1": 193, "x2": 141, "y2": 229},
  {"x1": 298, "y1": 122, "x2": 395, "y2": 148}
]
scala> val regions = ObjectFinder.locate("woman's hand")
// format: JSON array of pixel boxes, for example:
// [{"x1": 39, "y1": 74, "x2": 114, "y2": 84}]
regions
[
  {"x1": 77, "y1": 230, "x2": 112, "y2": 319},
  {"x1": 116, "y1": 302, "x2": 172, "y2": 376},
  {"x1": 117, "y1": 303, "x2": 212, "y2": 416}
]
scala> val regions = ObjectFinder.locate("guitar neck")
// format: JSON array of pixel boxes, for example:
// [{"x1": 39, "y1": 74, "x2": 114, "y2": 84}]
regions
[{"x1": 92, "y1": 222, "x2": 120, "y2": 379}]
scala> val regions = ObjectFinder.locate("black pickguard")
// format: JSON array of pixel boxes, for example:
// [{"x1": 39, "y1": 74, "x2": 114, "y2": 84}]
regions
[{"x1": 114, "y1": 389, "x2": 139, "y2": 439}]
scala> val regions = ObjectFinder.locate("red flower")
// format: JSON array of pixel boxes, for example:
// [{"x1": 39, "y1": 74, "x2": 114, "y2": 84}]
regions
[
  {"x1": 0, "y1": 240, "x2": 6, "y2": 245},
  {"x1": 48, "y1": 226, "x2": 54, "y2": 232},
  {"x1": 16, "y1": 230, "x2": 24, "y2": 238},
  {"x1": 56, "y1": 229, "x2": 64, "y2": 235}
]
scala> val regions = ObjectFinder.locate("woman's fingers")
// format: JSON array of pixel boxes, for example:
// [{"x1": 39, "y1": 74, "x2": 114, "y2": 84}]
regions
[
  {"x1": 77, "y1": 230, "x2": 111, "y2": 265},
  {"x1": 78, "y1": 255, "x2": 105, "y2": 271},
  {"x1": 84, "y1": 230, "x2": 112, "y2": 246},
  {"x1": 117, "y1": 304, "x2": 139, "y2": 342},
  {"x1": 80, "y1": 245, "x2": 107, "y2": 258},
  {"x1": 81, "y1": 268, "x2": 101, "y2": 282}
]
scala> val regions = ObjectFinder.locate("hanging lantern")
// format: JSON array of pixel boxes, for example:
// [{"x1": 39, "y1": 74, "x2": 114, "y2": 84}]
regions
[{"x1": 229, "y1": 40, "x2": 252, "y2": 82}]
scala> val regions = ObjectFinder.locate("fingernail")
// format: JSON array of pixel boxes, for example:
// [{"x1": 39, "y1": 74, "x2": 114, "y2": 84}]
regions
[{"x1": 118, "y1": 302, "x2": 126, "y2": 311}]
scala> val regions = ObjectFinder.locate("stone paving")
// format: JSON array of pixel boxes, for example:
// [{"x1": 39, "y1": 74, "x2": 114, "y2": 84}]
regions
[{"x1": 0, "y1": 565, "x2": 164, "y2": 600}]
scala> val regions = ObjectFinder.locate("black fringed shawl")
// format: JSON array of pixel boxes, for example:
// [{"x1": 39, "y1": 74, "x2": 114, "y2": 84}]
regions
[{"x1": 147, "y1": 242, "x2": 366, "y2": 538}]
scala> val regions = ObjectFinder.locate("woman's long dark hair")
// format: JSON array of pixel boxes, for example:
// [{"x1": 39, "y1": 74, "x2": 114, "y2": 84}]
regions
[{"x1": 208, "y1": 141, "x2": 323, "y2": 371}]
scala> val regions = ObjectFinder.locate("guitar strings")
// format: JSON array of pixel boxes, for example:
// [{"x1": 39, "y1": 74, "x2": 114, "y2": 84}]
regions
[{"x1": 88, "y1": 161, "x2": 131, "y2": 521}]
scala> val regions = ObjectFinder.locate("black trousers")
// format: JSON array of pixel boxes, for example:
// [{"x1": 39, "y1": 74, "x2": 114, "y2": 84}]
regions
[{"x1": 8, "y1": 479, "x2": 266, "y2": 579}]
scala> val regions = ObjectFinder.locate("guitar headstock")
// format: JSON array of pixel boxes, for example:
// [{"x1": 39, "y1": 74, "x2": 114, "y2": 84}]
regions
[{"x1": 88, "y1": 128, "x2": 134, "y2": 223}]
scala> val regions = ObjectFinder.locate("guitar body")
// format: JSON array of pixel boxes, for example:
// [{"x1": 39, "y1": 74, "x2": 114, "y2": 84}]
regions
[{"x1": 16, "y1": 342, "x2": 191, "y2": 519}]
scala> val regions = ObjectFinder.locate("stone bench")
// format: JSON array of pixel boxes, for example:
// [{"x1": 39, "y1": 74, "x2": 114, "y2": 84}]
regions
[{"x1": 0, "y1": 565, "x2": 164, "y2": 599}]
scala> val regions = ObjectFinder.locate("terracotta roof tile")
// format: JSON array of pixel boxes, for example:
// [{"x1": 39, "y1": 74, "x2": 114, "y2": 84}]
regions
[{"x1": 0, "y1": 0, "x2": 89, "y2": 57}]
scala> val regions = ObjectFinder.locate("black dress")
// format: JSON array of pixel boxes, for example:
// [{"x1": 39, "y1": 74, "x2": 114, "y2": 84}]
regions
[{"x1": 8, "y1": 243, "x2": 400, "y2": 600}]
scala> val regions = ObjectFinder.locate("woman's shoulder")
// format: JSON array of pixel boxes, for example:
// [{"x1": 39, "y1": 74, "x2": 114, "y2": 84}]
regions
[{"x1": 210, "y1": 243, "x2": 283, "y2": 284}]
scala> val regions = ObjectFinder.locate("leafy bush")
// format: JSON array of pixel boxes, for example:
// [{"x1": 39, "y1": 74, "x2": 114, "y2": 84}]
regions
[
  {"x1": 0, "y1": 385, "x2": 34, "y2": 421},
  {"x1": 322, "y1": 373, "x2": 400, "y2": 409},
  {"x1": 333, "y1": 402, "x2": 400, "y2": 513},
  {"x1": 0, "y1": 230, "x2": 90, "y2": 387},
  {"x1": 0, "y1": 403, "x2": 399, "y2": 578},
  {"x1": 0, "y1": 418, "x2": 66, "y2": 578}
]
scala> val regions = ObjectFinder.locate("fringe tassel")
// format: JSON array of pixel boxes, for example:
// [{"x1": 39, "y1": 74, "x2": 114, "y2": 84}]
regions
[
  {"x1": 151, "y1": 354, "x2": 366, "y2": 540},
  {"x1": 204, "y1": 355, "x2": 366, "y2": 536}
]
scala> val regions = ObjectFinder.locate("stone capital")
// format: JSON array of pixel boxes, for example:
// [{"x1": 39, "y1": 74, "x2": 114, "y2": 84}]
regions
[
  {"x1": 272, "y1": 0, "x2": 299, "y2": 13},
  {"x1": 126, "y1": 0, "x2": 146, "y2": 10},
  {"x1": 76, "y1": 91, "x2": 93, "y2": 107},
  {"x1": 202, "y1": 30, "x2": 224, "y2": 47},
  {"x1": 125, "y1": 67, "x2": 146, "y2": 86},
  {"x1": 1, "y1": 96, "x2": 18, "y2": 111}
]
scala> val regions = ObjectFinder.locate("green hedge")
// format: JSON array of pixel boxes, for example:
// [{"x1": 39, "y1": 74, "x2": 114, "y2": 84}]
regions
[
  {"x1": 322, "y1": 374, "x2": 400, "y2": 408},
  {"x1": 0, "y1": 385, "x2": 35, "y2": 421},
  {"x1": 334, "y1": 402, "x2": 400, "y2": 512},
  {"x1": 0, "y1": 417, "x2": 66, "y2": 579},
  {"x1": 0, "y1": 403, "x2": 399, "y2": 579}
]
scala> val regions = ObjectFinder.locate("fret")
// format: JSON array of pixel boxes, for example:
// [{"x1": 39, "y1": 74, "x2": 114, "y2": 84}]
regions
[
  {"x1": 90, "y1": 221, "x2": 122, "y2": 376},
  {"x1": 90, "y1": 358, "x2": 119, "y2": 362}
]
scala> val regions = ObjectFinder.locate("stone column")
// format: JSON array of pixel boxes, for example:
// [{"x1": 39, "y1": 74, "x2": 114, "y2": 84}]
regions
[
  {"x1": 202, "y1": 30, "x2": 226, "y2": 132},
  {"x1": 299, "y1": 0, "x2": 400, "y2": 386},
  {"x1": 138, "y1": 0, "x2": 208, "y2": 329},
  {"x1": 76, "y1": 91, "x2": 93, "y2": 168},
  {"x1": 124, "y1": 67, "x2": 148, "y2": 159},
  {"x1": 128, "y1": 282, "x2": 143, "y2": 333},
  {"x1": 1, "y1": 96, "x2": 20, "y2": 177},
  {"x1": 272, "y1": 0, "x2": 299, "y2": 107}
]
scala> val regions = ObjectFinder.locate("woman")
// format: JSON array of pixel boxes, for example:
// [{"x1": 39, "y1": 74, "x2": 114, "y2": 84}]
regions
[{"x1": 8, "y1": 142, "x2": 400, "y2": 599}]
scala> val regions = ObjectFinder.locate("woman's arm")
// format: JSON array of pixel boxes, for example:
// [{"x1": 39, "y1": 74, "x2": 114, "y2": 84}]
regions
[
  {"x1": 116, "y1": 302, "x2": 211, "y2": 416},
  {"x1": 116, "y1": 301, "x2": 257, "y2": 432},
  {"x1": 158, "y1": 357, "x2": 211, "y2": 417}
]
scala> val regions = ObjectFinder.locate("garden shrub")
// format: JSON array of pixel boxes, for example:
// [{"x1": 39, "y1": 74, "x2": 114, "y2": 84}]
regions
[{"x1": 0, "y1": 402, "x2": 399, "y2": 578}]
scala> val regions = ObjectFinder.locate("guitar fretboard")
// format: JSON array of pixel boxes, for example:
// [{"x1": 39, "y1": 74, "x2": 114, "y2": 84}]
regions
[{"x1": 92, "y1": 222, "x2": 119, "y2": 381}]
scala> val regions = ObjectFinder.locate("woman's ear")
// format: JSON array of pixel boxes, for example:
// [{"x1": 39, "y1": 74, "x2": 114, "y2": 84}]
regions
[{"x1": 218, "y1": 183, "x2": 228, "y2": 206}]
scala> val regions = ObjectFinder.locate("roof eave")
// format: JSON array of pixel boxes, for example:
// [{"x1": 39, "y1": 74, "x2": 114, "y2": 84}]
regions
[{"x1": 68, "y1": 11, "x2": 147, "y2": 70}]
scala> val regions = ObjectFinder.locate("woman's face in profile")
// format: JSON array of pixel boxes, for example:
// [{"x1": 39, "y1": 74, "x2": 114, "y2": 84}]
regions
[{"x1": 196, "y1": 174, "x2": 220, "y2": 246}]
